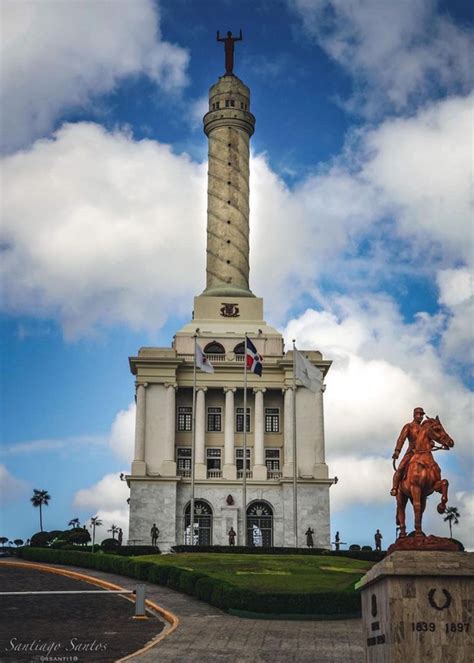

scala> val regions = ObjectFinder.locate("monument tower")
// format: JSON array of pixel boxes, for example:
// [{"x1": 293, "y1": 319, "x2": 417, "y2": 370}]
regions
[{"x1": 127, "y1": 32, "x2": 335, "y2": 550}]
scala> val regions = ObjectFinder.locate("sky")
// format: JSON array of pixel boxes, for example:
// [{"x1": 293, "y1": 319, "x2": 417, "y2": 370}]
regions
[{"x1": 1, "y1": 0, "x2": 473, "y2": 550}]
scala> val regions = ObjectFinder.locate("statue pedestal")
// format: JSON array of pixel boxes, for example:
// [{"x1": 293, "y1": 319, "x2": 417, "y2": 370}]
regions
[{"x1": 355, "y1": 551, "x2": 473, "y2": 663}]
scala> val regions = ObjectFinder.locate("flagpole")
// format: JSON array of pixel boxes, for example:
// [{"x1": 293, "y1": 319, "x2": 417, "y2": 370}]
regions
[
  {"x1": 242, "y1": 331, "x2": 248, "y2": 546},
  {"x1": 292, "y1": 339, "x2": 298, "y2": 548},
  {"x1": 190, "y1": 332, "x2": 198, "y2": 546}
]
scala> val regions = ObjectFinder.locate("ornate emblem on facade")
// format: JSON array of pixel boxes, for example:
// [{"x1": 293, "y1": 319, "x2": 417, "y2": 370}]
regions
[
  {"x1": 428, "y1": 588, "x2": 452, "y2": 611},
  {"x1": 220, "y1": 302, "x2": 240, "y2": 317}
]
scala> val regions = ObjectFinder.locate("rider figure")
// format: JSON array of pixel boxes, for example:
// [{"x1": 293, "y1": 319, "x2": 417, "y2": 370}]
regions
[{"x1": 390, "y1": 407, "x2": 425, "y2": 496}]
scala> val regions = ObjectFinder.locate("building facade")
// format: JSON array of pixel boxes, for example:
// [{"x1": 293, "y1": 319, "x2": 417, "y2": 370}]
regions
[{"x1": 127, "y1": 49, "x2": 335, "y2": 551}]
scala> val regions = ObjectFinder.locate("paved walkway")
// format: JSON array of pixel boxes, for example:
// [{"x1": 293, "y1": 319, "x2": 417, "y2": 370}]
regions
[{"x1": 2, "y1": 561, "x2": 364, "y2": 663}]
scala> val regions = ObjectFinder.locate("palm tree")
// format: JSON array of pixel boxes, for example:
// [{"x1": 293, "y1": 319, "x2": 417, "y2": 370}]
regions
[
  {"x1": 30, "y1": 489, "x2": 51, "y2": 532},
  {"x1": 68, "y1": 518, "x2": 80, "y2": 529},
  {"x1": 108, "y1": 524, "x2": 119, "y2": 539},
  {"x1": 0, "y1": 537, "x2": 8, "y2": 547},
  {"x1": 14, "y1": 539, "x2": 24, "y2": 547},
  {"x1": 443, "y1": 506, "x2": 460, "y2": 539},
  {"x1": 90, "y1": 516, "x2": 102, "y2": 550}
]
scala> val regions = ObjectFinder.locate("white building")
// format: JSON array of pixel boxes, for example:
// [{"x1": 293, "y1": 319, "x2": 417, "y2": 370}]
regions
[{"x1": 127, "y1": 49, "x2": 335, "y2": 551}]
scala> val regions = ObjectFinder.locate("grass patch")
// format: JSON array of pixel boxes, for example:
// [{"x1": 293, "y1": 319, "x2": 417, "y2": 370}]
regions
[{"x1": 133, "y1": 553, "x2": 372, "y2": 593}]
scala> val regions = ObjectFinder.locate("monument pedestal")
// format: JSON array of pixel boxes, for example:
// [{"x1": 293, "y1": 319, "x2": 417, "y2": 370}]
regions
[{"x1": 356, "y1": 551, "x2": 473, "y2": 663}]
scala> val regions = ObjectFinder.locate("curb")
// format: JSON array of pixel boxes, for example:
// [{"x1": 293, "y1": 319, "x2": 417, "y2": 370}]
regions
[{"x1": 0, "y1": 560, "x2": 180, "y2": 662}]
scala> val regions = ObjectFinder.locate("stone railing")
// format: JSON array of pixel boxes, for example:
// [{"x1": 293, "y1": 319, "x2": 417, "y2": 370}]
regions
[
  {"x1": 177, "y1": 354, "x2": 245, "y2": 363},
  {"x1": 207, "y1": 469, "x2": 222, "y2": 479},
  {"x1": 267, "y1": 470, "x2": 282, "y2": 480},
  {"x1": 237, "y1": 469, "x2": 253, "y2": 479}
]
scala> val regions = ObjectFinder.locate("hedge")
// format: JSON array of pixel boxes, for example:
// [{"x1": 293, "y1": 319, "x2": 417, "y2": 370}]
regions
[
  {"x1": 171, "y1": 545, "x2": 385, "y2": 563},
  {"x1": 15, "y1": 547, "x2": 363, "y2": 617}
]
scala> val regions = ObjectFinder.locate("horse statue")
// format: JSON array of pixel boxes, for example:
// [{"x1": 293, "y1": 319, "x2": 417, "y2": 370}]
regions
[{"x1": 395, "y1": 416, "x2": 454, "y2": 538}]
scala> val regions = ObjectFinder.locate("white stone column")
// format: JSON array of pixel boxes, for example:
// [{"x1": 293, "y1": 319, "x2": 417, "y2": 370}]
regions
[
  {"x1": 253, "y1": 387, "x2": 267, "y2": 480},
  {"x1": 132, "y1": 382, "x2": 147, "y2": 476},
  {"x1": 223, "y1": 388, "x2": 237, "y2": 479},
  {"x1": 282, "y1": 387, "x2": 295, "y2": 478},
  {"x1": 313, "y1": 384, "x2": 328, "y2": 478},
  {"x1": 195, "y1": 387, "x2": 207, "y2": 480},
  {"x1": 161, "y1": 383, "x2": 177, "y2": 476}
]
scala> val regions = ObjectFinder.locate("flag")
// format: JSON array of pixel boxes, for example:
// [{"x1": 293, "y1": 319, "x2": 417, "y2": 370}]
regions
[
  {"x1": 294, "y1": 348, "x2": 323, "y2": 392},
  {"x1": 195, "y1": 343, "x2": 214, "y2": 373},
  {"x1": 246, "y1": 337, "x2": 263, "y2": 376}
]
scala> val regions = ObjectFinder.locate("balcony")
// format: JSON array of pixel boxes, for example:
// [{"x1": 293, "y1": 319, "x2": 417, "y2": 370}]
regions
[
  {"x1": 237, "y1": 469, "x2": 253, "y2": 479},
  {"x1": 207, "y1": 469, "x2": 222, "y2": 479},
  {"x1": 177, "y1": 353, "x2": 245, "y2": 363},
  {"x1": 267, "y1": 470, "x2": 282, "y2": 480}
]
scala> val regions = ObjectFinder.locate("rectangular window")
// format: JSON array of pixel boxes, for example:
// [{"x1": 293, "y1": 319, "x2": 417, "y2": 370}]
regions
[
  {"x1": 177, "y1": 406, "x2": 192, "y2": 432},
  {"x1": 225, "y1": 100, "x2": 230, "y2": 107},
  {"x1": 236, "y1": 448, "x2": 251, "y2": 472},
  {"x1": 230, "y1": 100, "x2": 235, "y2": 107},
  {"x1": 215, "y1": 101, "x2": 220, "y2": 109},
  {"x1": 207, "y1": 407, "x2": 222, "y2": 432},
  {"x1": 206, "y1": 448, "x2": 222, "y2": 470},
  {"x1": 265, "y1": 407, "x2": 280, "y2": 433},
  {"x1": 236, "y1": 407, "x2": 251, "y2": 433},
  {"x1": 265, "y1": 448, "x2": 280, "y2": 471},
  {"x1": 176, "y1": 447, "x2": 192, "y2": 471}
]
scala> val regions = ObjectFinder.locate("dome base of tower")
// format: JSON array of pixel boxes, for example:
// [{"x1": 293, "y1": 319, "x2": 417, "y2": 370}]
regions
[{"x1": 201, "y1": 284, "x2": 255, "y2": 298}]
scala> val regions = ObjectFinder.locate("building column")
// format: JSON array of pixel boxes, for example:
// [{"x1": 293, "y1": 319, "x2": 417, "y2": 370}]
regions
[
  {"x1": 223, "y1": 387, "x2": 237, "y2": 479},
  {"x1": 161, "y1": 383, "x2": 177, "y2": 476},
  {"x1": 195, "y1": 387, "x2": 207, "y2": 480},
  {"x1": 132, "y1": 382, "x2": 147, "y2": 476},
  {"x1": 253, "y1": 387, "x2": 267, "y2": 480},
  {"x1": 282, "y1": 387, "x2": 295, "y2": 478},
  {"x1": 313, "y1": 383, "x2": 328, "y2": 478}
]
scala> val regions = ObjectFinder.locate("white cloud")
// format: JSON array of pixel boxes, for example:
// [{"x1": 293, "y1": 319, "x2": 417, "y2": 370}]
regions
[
  {"x1": 74, "y1": 472, "x2": 128, "y2": 511},
  {"x1": 284, "y1": 294, "x2": 473, "y2": 464},
  {"x1": 1, "y1": 93, "x2": 471, "y2": 338},
  {"x1": 1, "y1": 122, "x2": 207, "y2": 338},
  {"x1": 437, "y1": 268, "x2": 474, "y2": 367},
  {"x1": 329, "y1": 456, "x2": 392, "y2": 511},
  {"x1": 3, "y1": 435, "x2": 104, "y2": 455},
  {"x1": 0, "y1": 0, "x2": 189, "y2": 152},
  {"x1": 0, "y1": 464, "x2": 28, "y2": 504},
  {"x1": 291, "y1": 0, "x2": 473, "y2": 116},
  {"x1": 108, "y1": 402, "x2": 136, "y2": 463}
]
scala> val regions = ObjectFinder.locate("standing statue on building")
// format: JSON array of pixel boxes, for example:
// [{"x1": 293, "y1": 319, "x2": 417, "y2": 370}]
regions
[
  {"x1": 305, "y1": 527, "x2": 314, "y2": 548},
  {"x1": 150, "y1": 523, "x2": 159, "y2": 546},
  {"x1": 117, "y1": 528, "x2": 123, "y2": 546},
  {"x1": 228, "y1": 527, "x2": 236, "y2": 546},
  {"x1": 334, "y1": 531, "x2": 340, "y2": 551},
  {"x1": 374, "y1": 529, "x2": 382, "y2": 551},
  {"x1": 391, "y1": 407, "x2": 425, "y2": 496},
  {"x1": 217, "y1": 29, "x2": 242, "y2": 75}
]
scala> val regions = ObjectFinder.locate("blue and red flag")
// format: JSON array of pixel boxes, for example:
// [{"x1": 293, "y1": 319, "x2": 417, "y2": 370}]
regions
[{"x1": 246, "y1": 337, "x2": 263, "y2": 376}]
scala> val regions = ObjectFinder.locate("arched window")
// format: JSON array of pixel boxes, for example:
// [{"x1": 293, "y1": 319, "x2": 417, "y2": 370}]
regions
[
  {"x1": 204, "y1": 341, "x2": 225, "y2": 354},
  {"x1": 184, "y1": 500, "x2": 213, "y2": 545},
  {"x1": 234, "y1": 342, "x2": 245, "y2": 355},
  {"x1": 246, "y1": 501, "x2": 273, "y2": 547}
]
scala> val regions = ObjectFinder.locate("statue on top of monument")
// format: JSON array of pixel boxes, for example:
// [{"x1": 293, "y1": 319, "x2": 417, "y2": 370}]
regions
[
  {"x1": 390, "y1": 407, "x2": 425, "y2": 496},
  {"x1": 391, "y1": 411, "x2": 455, "y2": 547},
  {"x1": 217, "y1": 29, "x2": 243, "y2": 75}
]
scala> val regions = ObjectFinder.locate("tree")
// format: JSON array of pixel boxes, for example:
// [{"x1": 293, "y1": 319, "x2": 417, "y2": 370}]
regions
[
  {"x1": 68, "y1": 529, "x2": 90, "y2": 545},
  {"x1": 14, "y1": 539, "x2": 24, "y2": 547},
  {"x1": 68, "y1": 518, "x2": 80, "y2": 529},
  {"x1": 108, "y1": 524, "x2": 119, "y2": 539},
  {"x1": 443, "y1": 506, "x2": 460, "y2": 539},
  {"x1": 30, "y1": 489, "x2": 51, "y2": 532},
  {"x1": 90, "y1": 516, "x2": 102, "y2": 550},
  {"x1": 0, "y1": 537, "x2": 8, "y2": 547}
]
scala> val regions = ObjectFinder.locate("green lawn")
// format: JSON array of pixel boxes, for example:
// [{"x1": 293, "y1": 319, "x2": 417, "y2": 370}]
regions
[{"x1": 134, "y1": 553, "x2": 373, "y2": 593}]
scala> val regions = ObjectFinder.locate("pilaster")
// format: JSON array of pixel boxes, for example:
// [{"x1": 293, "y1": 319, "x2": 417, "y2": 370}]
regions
[
  {"x1": 132, "y1": 382, "x2": 147, "y2": 476},
  {"x1": 195, "y1": 387, "x2": 207, "y2": 480},
  {"x1": 253, "y1": 387, "x2": 267, "y2": 480},
  {"x1": 223, "y1": 387, "x2": 237, "y2": 479}
]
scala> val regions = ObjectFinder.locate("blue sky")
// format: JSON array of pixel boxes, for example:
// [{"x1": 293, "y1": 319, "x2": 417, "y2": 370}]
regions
[{"x1": 1, "y1": 0, "x2": 473, "y2": 549}]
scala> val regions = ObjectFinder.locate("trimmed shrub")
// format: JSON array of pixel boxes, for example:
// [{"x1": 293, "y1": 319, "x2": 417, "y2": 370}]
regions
[
  {"x1": 17, "y1": 547, "x2": 363, "y2": 617},
  {"x1": 349, "y1": 544, "x2": 361, "y2": 551},
  {"x1": 101, "y1": 538, "x2": 120, "y2": 552},
  {"x1": 171, "y1": 545, "x2": 384, "y2": 563},
  {"x1": 361, "y1": 545, "x2": 373, "y2": 551}
]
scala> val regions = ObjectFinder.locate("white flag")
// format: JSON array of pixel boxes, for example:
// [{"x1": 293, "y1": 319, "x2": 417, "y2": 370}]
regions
[
  {"x1": 195, "y1": 343, "x2": 214, "y2": 373},
  {"x1": 294, "y1": 348, "x2": 323, "y2": 392}
]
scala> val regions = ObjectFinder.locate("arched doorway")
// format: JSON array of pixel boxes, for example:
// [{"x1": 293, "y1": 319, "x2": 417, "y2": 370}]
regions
[
  {"x1": 246, "y1": 501, "x2": 273, "y2": 547},
  {"x1": 184, "y1": 500, "x2": 213, "y2": 545}
]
